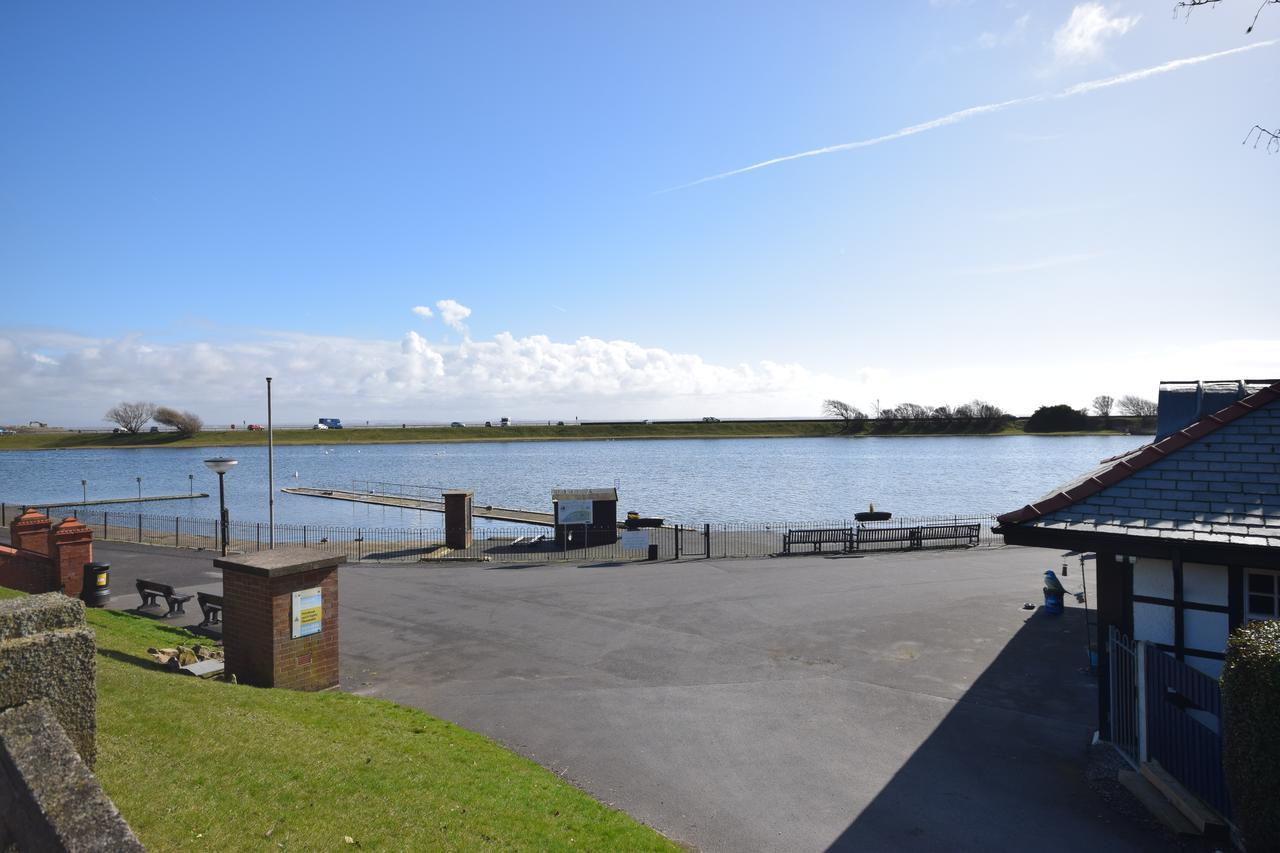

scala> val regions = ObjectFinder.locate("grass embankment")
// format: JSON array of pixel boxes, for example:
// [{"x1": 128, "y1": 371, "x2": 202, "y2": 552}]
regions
[
  {"x1": 0, "y1": 417, "x2": 1148, "y2": 451},
  {"x1": 0, "y1": 586, "x2": 677, "y2": 851}
]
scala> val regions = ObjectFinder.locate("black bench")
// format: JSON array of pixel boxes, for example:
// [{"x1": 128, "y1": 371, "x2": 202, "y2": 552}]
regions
[
  {"x1": 135, "y1": 579, "x2": 193, "y2": 618},
  {"x1": 783, "y1": 527, "x2": 854, "y2": 554},
  {"x1": 916, "y1": 523, "x2": 981, "y2": 547},
  {"x1": 855, "y1": 523, "x2": 982, "y2": 550},
  {"x1": 197, "y1": 592, "x2": 223, "y2": 627}
]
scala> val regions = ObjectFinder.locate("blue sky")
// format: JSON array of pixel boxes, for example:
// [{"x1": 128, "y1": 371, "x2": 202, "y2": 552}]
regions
[{"x1": 2, "y1": 1, "x2": 1278, "y2": 424}]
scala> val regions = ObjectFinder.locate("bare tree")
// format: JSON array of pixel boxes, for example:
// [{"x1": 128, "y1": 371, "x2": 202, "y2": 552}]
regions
[
  {"x1": 1118, "y1": 395, "x2": 1158, "y2": 417},
  {"x1": 959, "y1": 399, "x2": 1006, "y2": 420},
  {"x1": 895, "y1": 403, "x2": 933, "y2": 420},
  {"x1": 932, "y1": 405, "x2": 955, "y2": 419},
  {"x1": 104, "y1": 401, "x2": 156, "y2": 433},
  {"x1": 153, "y1": 406, "x2": 203, "y2": 436},
  {"x1": 1092, "y1": 395, "x2": 1114, "y2": 417},
  {"x1": 823, "y1": 399, "x2": 866, "y2": 421},
  {"x1": 1175, "y1": 0, "x2": 1279, "y2": 150}
]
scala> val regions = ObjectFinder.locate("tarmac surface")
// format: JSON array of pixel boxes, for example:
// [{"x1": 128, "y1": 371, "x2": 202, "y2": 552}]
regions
[{"x1": 44, "y1": 536, "x2": 1177, "y2": 852}]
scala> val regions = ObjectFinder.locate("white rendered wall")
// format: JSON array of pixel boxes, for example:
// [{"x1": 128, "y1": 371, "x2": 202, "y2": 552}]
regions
[
  {"x1": 1184, "y1": 609, "x2": 1229, "y2": 654},
  {"x1": 1133, "y1": 557, "x2": 1173, "y2": 599},
  {"x1": 1134, "y1": 601, "x2": 1175, "y2": 646},
  {"x1": 1183, "y1": 562, "x2": 1228, "y2": 607}
]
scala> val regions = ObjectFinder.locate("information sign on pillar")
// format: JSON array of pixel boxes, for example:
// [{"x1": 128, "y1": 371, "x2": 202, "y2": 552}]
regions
[{"x1": 214, "y1": 548, "x2": 344, "y2": 691}]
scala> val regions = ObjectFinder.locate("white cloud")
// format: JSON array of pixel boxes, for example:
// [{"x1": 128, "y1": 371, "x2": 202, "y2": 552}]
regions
[
  {"x1": 0, "y1": 325, "x2": 837, "y2": 424},
  {"x1": 435, "y1": 299, "x2": 472, "y2": 333},
  {"x1": 411, "y1": 305, "x2": 433, "y2": 319},
  {"x1": 953, "y1": 252, "x2": 1102, "y2": 276},
  {"x1": 1052, "y1": 3, "x2": 1139, "y2": 65},
  {"x1": 977, "y1": 13, "x2": 1030, "y2": 50}
]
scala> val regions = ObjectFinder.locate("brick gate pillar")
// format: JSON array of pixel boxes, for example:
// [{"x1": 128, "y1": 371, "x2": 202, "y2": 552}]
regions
[
  {"x1": 443, "y1": 490, "x2": 473, "y2": 549},
  {"x1": 49, "y1": 518, "x2": 93, "y2": 597},
  {"x1": 10, "y1": 510, "x2": 52, "y2": 556},
  {"x1": 214, "y1": 549, "x2": 344, "y2": 691}
]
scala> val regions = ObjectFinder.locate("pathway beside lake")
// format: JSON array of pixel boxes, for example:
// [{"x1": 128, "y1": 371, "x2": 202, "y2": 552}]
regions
[{"x1": 79, "y1": 536, "x2": 1176, "y2": 852}]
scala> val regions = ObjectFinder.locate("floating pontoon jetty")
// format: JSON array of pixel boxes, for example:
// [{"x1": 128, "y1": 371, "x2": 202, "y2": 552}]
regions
[{"x1": 282, "y1": 486, "x2": 556, "y2": 526}]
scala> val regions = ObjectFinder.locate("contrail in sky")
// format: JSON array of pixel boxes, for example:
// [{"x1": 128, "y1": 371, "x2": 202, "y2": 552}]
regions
[{"x1": 663, "y1": 40, "x2": 1277, "y2": 192}]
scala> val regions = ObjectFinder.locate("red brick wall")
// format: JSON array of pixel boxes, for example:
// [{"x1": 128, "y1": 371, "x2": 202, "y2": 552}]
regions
[
  {"x1": 0, "y1": 513, "x2": 94, "y2": 596},
  {"x1": 223, "y1": 565, "x2": 339, "y2": 691},
  {"x1": 0, "y1": 546, "x2": 56, "y2": 593},
  {"x1": 221, "y1": 570, "x2": 275, "y2": 687}
]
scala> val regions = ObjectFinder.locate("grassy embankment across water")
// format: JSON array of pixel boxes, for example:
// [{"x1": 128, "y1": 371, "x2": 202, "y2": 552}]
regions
[
  {"x1": 0, "y1": 584, "x2": 679, "y2": 851},
  {"x1": 0, "y1": 417, "x2": 1152, "y2": 451}
]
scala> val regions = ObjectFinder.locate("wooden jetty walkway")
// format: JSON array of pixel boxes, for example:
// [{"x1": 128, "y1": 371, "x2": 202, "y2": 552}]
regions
[
  {"x1": 282, "y1": 487, "x2": 556, "y2": 526},
  {"x1": 25, "y1": 494, "x2": 210, "y2": 509}
]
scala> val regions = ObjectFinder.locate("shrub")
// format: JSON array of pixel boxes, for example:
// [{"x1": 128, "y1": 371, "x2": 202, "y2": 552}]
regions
[
  {"x1": 153, "y1": 406, "x2": 203, "y2": 436},
  {"x1": 1222, "y1": 619, "x2": 1280, "y2": 850},
  {"x1": 1024, "y1": 404, "x2": 1090, "y2": 433}
]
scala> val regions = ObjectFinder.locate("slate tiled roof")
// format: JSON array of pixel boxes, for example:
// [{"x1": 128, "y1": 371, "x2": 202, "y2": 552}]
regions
[{"x1": 997, "y1": 380, "x2": 1280, "y2": 547}]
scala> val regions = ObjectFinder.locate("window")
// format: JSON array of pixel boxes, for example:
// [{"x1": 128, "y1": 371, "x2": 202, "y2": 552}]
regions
[{"x1": 1245, "y1": 569, "x2": 1280, "y2": 622}]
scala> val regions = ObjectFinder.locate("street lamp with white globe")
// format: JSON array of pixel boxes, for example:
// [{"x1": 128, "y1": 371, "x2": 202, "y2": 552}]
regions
[{"x1": 204, "y1": 457, "x2": 238, "y2": 556}]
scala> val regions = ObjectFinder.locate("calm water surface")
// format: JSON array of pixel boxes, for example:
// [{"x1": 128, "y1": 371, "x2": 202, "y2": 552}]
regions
[{"x1": 0, "y1": 435, "x2": 1143, "y2": 527}]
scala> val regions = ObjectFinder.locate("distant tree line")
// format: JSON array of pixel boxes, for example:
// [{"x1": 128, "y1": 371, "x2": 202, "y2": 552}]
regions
[
  {"x1": 104, "y1": 401, "x2": 203, "y2": 436},
  {"x1": 822, "y1": 393, "x2": 1160, "y2": 434},
  {"x1": 1091, "y1": 395, "x2": 1157, "y2": 417},
  {"x1": 823, "y1": 398, "x2": 1007, "y2": 425}
]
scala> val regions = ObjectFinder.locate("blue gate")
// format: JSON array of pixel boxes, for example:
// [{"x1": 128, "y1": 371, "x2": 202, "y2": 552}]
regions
[{"x1": 1144, "y1": 647, "x2": 1231, "y2": 818}]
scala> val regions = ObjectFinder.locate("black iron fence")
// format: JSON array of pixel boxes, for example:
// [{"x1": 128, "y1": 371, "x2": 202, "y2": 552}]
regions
[{"x1": 2, "y1": 502, "x2": 998, "y2": 564}]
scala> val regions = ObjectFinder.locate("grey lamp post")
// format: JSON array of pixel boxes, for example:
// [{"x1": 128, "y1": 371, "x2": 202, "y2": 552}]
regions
[
  {"x1": 204, "y1": 458, "x2": 238, "y2": 556},
  {"x1": 81, "y1": 480, "x2": 87, "y2": 503},
  {"x1": 188, "y1": 474, "x2": 194, "y2": 496},
  {"x1": 266, "y1": 376, "x2": 275, "y2": 549},
  {"x1": 136, "y1": 477, "x2": 142, "y2": 501}
]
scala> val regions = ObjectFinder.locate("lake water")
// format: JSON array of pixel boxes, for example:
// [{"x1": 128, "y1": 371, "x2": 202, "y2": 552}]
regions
[{"x1": 0, "y1": 435, "x2": 1143, "y2": 527}]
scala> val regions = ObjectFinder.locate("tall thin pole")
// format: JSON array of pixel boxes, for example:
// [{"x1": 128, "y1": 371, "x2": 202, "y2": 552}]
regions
[
  {"x1": 267, "y1": 376, "x2": 275, "y2": 549},
  {"x1": 218, "y1": 471, "x2": 228, "y2": 557}
]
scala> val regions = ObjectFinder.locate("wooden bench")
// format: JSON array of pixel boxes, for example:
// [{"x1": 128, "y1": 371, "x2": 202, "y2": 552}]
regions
[
  {"x1": 916, "y1": 523, "x2": 981, "y2": 547},
  {"x1": 197, "y1": 592, "x2": 223, "y2": 627},
  {"x1": 855, "y1": 523, "x2": 981, "y2": 550},
  {"x1": 783, "y1": 527, "x2": 854, "y2": 554},
  {"x1": 135, "y1": 579, "x2": 193, "y2": 618}
]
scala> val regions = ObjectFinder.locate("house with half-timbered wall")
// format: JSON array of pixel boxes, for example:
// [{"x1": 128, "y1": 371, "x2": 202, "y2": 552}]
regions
[{"x1": 994, "y1": 379, "x2": 1280, "y2": 817}]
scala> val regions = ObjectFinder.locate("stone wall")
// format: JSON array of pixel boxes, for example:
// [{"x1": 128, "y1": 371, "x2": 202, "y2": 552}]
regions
[
  {"x1": 0, "y1": 700, "x2": 143, "y2": 851},
  {"x1": 0, "y1": 593, "x2": 97, "y2": 765}
]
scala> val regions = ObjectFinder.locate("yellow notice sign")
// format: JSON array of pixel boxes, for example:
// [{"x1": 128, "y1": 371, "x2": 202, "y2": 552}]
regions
[{"x1": 291, "y1": 587, "x2": 323, "y2": 639}]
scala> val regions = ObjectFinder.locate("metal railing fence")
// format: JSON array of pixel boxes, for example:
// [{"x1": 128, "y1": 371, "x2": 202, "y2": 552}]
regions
[
  {"x1": 1107, "y1": 626, "x2": 1140, "y2": 768},
  {"x1": 2, "y1": 502, "x2": 998, "y2": 564}
]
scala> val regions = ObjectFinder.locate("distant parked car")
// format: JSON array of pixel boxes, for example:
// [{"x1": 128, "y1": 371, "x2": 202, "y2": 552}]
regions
[
  {"x1": 702, "y1": 417, "x2": 720, "y2": 423},
  {"x1": 112, "y1": 427, "x2": 122, "y2": 434},
  {"x1": 247, "y1": 424, "x2": 264, "y2": 431},
  {"x1": 450, "y1": 421, "x2": 466, "y2": 428},
  {"x1": 149, "y1": 426, "x2": 160, "y2": 433},
  {"x1": 313, "y1": 423, "x2": 328, "y2": 430}
]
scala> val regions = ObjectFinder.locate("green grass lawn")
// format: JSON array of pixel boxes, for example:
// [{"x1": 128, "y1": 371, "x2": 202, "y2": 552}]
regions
[
  {"x1": 0, "y1": 417, "x2": 1146, "y2": 451},
  {"x1": 0, "y1": 586, "x2": 679, "y2": 851}
]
